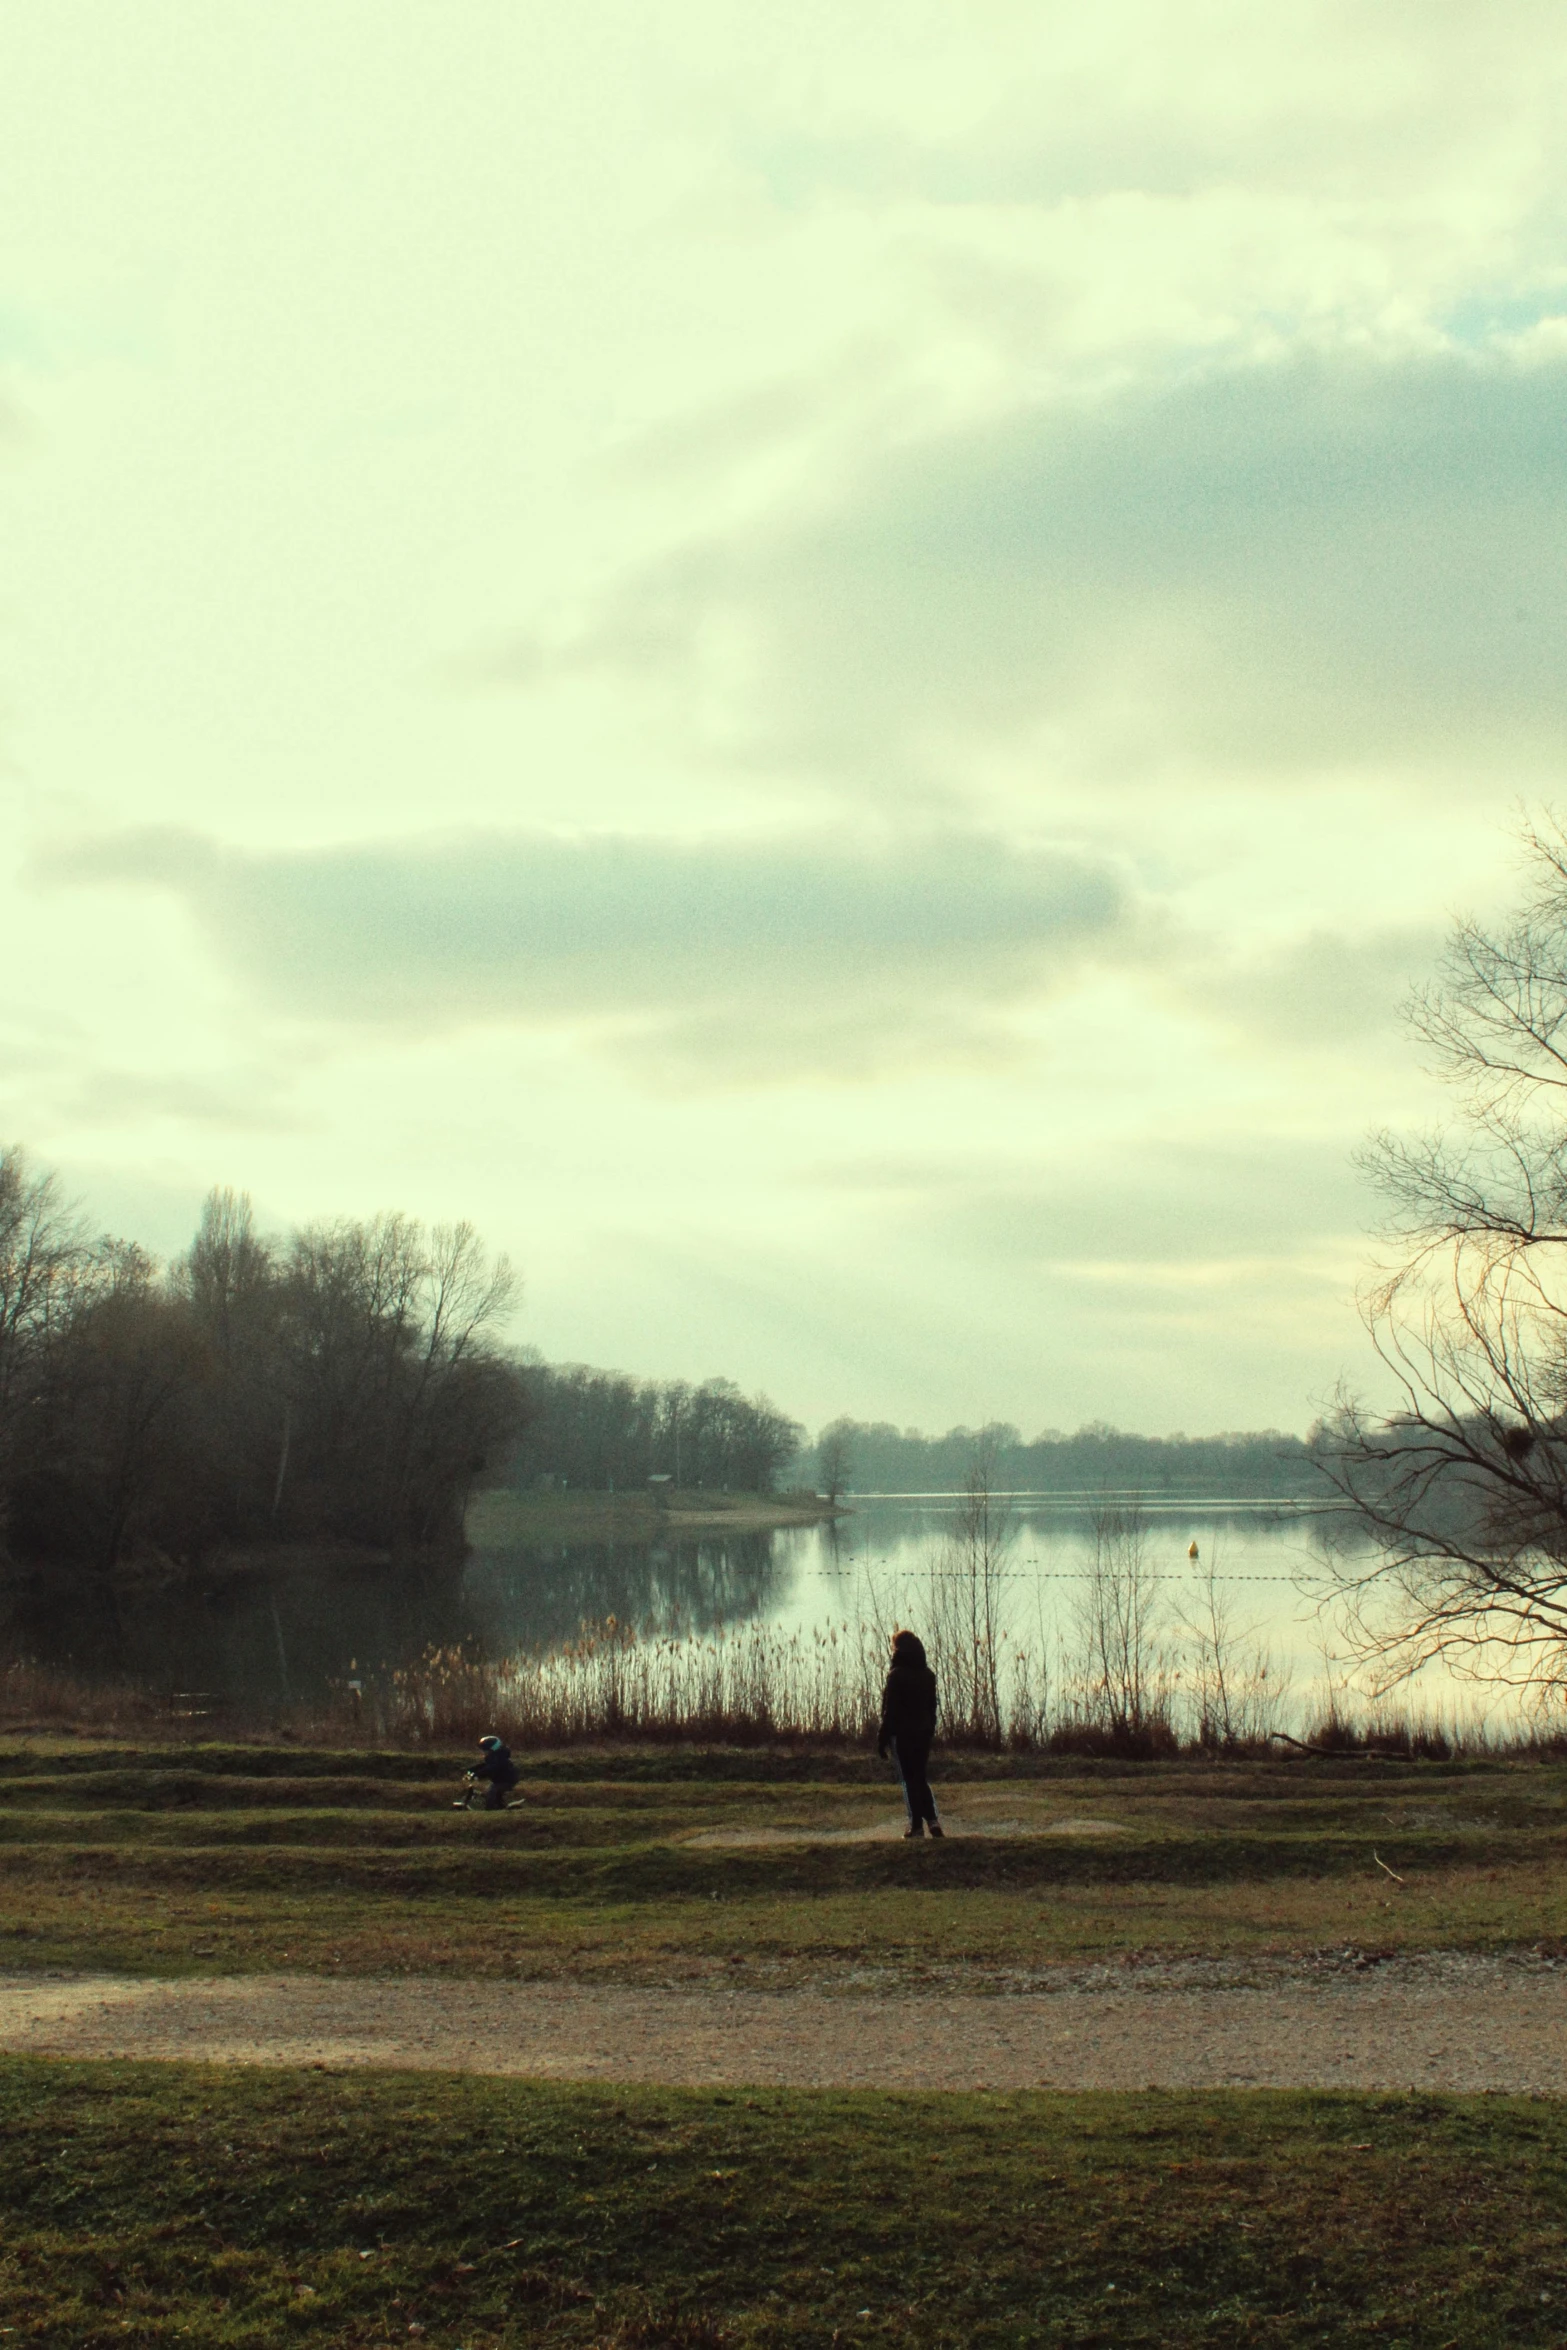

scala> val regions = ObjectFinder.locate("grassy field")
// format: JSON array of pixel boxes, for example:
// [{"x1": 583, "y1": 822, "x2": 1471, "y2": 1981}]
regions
[
  {"x1": 1, "y1": 1737, "x2": 1565, "y2": 1980},
  {"x1": 4, "y1": 2058, "x2": 1567, "y2": 2347},
  {"x1": 5, "y1": 1739, "x2": 1567, "y2": 2345}
]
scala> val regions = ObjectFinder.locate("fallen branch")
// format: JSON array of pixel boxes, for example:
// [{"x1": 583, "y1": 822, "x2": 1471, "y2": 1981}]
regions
[
  {"x1": 1373, "y1": 1851, "x2": 1406, "y2": 1886},
  {"x1": 1265, "y1": 1730, "x2": 1376, "y2": 1761}
]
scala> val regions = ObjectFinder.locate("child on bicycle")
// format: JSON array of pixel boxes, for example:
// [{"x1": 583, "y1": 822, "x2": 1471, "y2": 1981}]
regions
[{"x1": 456, "y1": 1733, "x2": 520, "y2": 1810}]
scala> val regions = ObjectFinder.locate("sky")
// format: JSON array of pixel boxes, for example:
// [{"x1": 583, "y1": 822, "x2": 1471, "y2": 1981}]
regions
[{"x1": 3, "y1": 2, "x2": 1565, "y2": 1440}]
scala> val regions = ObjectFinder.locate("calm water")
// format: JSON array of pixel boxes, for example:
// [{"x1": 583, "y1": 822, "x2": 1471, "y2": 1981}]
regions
[
  {"x1": 775, "y1": 1492, "x2": 1344, "y2": 1668},
  {"x1": 2, "y1": 1491, "x2": 1360, "y2": 1718}
]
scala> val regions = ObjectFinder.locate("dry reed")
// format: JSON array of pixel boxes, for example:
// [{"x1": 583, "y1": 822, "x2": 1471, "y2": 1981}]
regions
[
  {"x1": 364, "y1": 1616, "x2": 1552, "y2": 1759},
  {"x1": 383, "y1": 1616, "x2": 889, "y2": 1748}
]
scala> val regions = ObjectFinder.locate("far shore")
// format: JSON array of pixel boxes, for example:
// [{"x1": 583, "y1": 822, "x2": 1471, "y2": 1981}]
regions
[
  {"x1": 466, "y1": 1485, "x2": 844, "y2": 1544},
  {"x1": 0, "y1": 1488, "x2": 842, "y2": 1597}
]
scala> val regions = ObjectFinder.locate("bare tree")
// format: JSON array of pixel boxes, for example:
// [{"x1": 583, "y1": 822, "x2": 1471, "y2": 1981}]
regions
[
  {"x1": 816, "y1": 1419, "x2": 854, "y2": 1505},
  {"x1": 12, "y1": 1235, "x2": 211, "y2": 1576},
  {"x1": 1176, "y1": 1544, "x2": 1290, "y2": 1749},
  {"x1": 927, "y1": 1440, "x2": 1014, "y2": 1743},
  {"x1": 510, "y1": 1366, "x2": 799, "y2": 1497},
  {"x1": 1323, "y1": 819, "x2": 1567, "y2": 1695},
  {"x1": 0, "y1": 1149, "x2": 101, "y2": 1562},
  {"x1": 177, "y1": 1189, "x2": 274, "y2": 1354},
  {"x1": 0, "y1": 1150, "x2": 91, "y2": 1464},
  {"x1": 0, "y1": 1152, "x2": 528, "y2": 1575},
  {"x1": 277, "y1": 1212, "x2": 522, "y2": 1547},
  {"x1": 393, "y1": 1222, "x2": 518, "y2": 1541},
  {"x1": 1070, "y1": 1502, "x2": 1176, "y2": 1750}
]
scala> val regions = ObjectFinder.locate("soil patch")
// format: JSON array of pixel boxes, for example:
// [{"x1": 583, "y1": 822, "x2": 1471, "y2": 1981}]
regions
[{"x1": 684, "y1": 1812, "x2": 1130, "y2": 1846}]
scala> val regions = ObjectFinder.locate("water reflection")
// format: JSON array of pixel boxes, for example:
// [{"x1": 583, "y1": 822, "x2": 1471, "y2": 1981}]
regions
[
  {"x1": 2, "y1": 1487, "x2": 1525, "y2": 1732},
  {"x1": 0, "y1": 1513, "x2": 794, "y2": 1712},
  {"x1": 0, "y1": 1551, "x2": 473, "y2": 1712},
  {"x1": 1, "y1": 1482, "x2": 1524, "y2": 1737},
  {"x1": 776, "y1": 1495, "x2": 1353, "y2": 1689},
  {"x1": 459, "y1": 1524, "x2": 786, "y2": 1655}
]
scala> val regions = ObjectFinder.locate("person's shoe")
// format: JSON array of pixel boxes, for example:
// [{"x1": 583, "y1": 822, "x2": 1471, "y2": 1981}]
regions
[
  {"x1": 927, "y1": 1821, "x2": 945, "y2": 1838},
  {"x1": 903, "y1": 1823, "x2": 924, "y2": 1838}
]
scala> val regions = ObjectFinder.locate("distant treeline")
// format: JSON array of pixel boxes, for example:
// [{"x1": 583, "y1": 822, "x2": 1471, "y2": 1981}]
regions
[
  {"x1": 0, "y1": 1147, "x2": 525, "y2": 1577},
  {"x1": 508, "y1": 1363, "x2": 803, "y2": 1495},
  {"x1": 804, "y1": 1417, "x2": 1323, "y2": 1497}
]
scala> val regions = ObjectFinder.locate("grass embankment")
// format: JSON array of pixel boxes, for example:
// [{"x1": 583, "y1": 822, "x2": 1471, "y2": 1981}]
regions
[
  {"x1": 2, "y1": 1741, "x2": 1566, "y2": 1979},
  {"x1": 467, "y1": 1488, "x2": 838, "y2": 1546},
  {"x1": 3, "y1": 2060, "x2": 1566, "y2": 2347}
]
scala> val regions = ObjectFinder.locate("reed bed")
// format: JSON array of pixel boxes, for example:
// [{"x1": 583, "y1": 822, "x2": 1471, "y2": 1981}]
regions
[
  {"x1": 372, "y1": 1614, "x2": 1557, "y2": 1760},
  {"x1": 384, "y1": 1616, "x2": 889, "y2": 1748},
  {"x1": 4, "y1": 1622, "x2": 1553, "y2": 1759},
  {"x1": 0, "y1": 1658, "x2": 175, "y2": 1734}
]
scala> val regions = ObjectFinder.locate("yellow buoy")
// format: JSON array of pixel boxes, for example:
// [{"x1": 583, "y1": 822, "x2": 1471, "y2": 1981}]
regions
[{"x1": 1187, "y1": 1539, "x2": 1199, "y2": 1561}]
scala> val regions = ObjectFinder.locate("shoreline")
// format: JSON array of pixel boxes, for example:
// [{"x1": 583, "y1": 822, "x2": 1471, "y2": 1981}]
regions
[
  {"x1": 0, "y1": 1488, "x2": 841, "y2": 1600},
  {"x1": 465, "y1": 1486, "x2": 845, "y2": 1543}
]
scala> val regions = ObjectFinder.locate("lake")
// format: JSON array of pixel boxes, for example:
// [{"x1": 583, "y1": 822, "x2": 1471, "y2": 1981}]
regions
[{"x1": 2, "y1": 1489, "x2": 1387, "y2": 1730}]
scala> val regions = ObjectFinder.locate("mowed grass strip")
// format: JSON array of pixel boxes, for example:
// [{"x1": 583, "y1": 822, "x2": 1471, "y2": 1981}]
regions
[
  {"x1": 4, "y1": 1868, "x2": 1567, "y2": 1984},
  {"x1": 2, "y1": 2059, "x2": 1566, "y2": 2346},
  {"x1": 2, "y1": 1742, "x2": 1567, "y2": 1977},
  {"x1": 8, "y1": 1740, "x2": 1567, "y2": 1798},
  {"x1": 1, "y1": 1830, "x2": 1551, "y2": 1902}
]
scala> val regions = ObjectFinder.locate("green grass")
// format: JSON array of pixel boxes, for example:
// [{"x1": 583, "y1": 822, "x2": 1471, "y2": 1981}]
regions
[
  {"x1": 2, "y1": 2058, "x2": 1566, "y2": 2346},
  {"x1": 0, "y1": 1739, "x2": 1565, "y2": 1981},
  {"x1": 5, "y1": 1742, "x2": 1567, "y2": 2343},
  {"x1": 7, "y1": 1870, "x2": 1567, "y2": 1985}
]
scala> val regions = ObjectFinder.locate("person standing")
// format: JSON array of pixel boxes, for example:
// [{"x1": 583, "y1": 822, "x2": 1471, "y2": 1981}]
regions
[{"x1": 877, "y1": 1629, "x2": 943, "y2": 1838}]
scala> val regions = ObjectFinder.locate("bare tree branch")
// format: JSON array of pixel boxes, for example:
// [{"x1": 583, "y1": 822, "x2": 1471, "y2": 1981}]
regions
[{"x1": 1322, "y1": 818, "x2": 1567, "y2": 1695}]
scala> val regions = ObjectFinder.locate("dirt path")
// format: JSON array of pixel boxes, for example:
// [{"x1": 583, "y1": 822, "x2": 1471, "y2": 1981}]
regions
[{"x1": 5, "y1": 1959, "x2": 1567, "y2": 2092}]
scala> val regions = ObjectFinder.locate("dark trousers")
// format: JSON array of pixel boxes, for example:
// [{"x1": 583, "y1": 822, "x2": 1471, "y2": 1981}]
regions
[{"x1": 890, "y1": 1737, "x2": 938, "y2": 1828}]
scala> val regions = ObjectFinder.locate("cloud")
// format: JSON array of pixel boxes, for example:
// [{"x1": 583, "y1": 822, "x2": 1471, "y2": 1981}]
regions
[
  {"x1": 495, "y1": 346, "x2": 1567, "y2": 793},
  {"x1": 951, "y1": 1141, "x2": 1378, "y2": 1268},
  {"x1": 781, "y1": 1132, "x2": 1384, "y2": 1430},
  {"x1": 735, "y1": 3, "x2": 1567, "y2": 215},
  {"x1": 38, "y1": 823, "x2": 1135, "y2": 1085},
  {"x1": 819, "y1": 1134, "x2": 1378, "y2": 1267},
  {"x1": 1178, "y1": 924, "x2": 1444, "y2": 1048},
  {"x1": 61, "y1": 1066, "x2": 304, "y2": 1133},
  {"x1": 47, "y1": 1161, "x2": 223, "y2": 1261}
]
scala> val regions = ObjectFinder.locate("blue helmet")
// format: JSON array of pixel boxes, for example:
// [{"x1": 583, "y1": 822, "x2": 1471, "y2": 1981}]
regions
[{"x1": 479, "y1": 1735, "x2": 504, "y2": 1752}]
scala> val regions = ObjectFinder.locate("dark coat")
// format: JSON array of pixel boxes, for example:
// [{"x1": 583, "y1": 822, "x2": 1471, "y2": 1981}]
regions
[
  {"x1": 474, "y1": 1742, "x2": 519, "y2": 1789},
  {"x1": 878, "y1": 1645, "x2": 937, "y2": 1755}
]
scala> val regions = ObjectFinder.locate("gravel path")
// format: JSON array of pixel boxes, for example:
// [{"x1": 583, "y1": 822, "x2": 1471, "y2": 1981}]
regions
[{"x1": 5, "y1": 1959, "x2": 1567, "y2": 2092}]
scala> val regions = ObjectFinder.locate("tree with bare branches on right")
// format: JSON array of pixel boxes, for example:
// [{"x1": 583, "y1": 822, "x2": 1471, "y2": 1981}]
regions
[{"x1": 1322, "y1": 819, "x2": 1567, "y2": 1700}]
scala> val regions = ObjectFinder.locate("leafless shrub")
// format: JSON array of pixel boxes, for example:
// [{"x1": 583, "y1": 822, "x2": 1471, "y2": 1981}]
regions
[
  {"x1": 924, "y1": 1447, "x2": 1015, "y2": 1744},
  {"x1": 1177, "y1": 1544, "x2": 1291, "y2": 1750},
  {"x1": 1063, "y1": 1503, "x2": 1178, "y2": 1752}
]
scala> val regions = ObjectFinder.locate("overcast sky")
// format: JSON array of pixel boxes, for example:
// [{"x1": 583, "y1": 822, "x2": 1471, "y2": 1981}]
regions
[{"x1": 3, "y1": 3, "x2": 1564, "y2": 1439}]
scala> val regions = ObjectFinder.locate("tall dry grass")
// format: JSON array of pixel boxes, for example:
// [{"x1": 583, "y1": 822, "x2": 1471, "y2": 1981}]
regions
[
  {"x1": 1, "y1": 1624, "x2": 1556, "y2": 1758},
  {"x1": 367, "y1": 1613, "x2": 1547, "y2": 1760},
  {"x1": 384, "y1": 1616, "x2": 889, "y2": 1748},
  {"x1": 0, "y1": 1658, "x2": 173, "y2": 1734}
]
